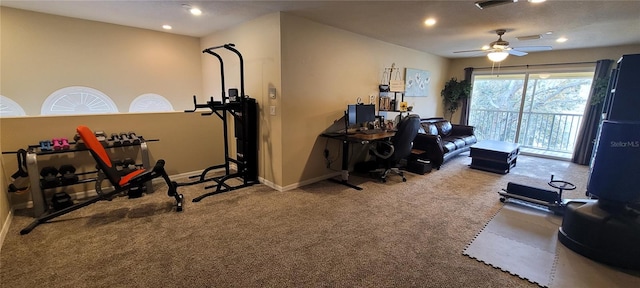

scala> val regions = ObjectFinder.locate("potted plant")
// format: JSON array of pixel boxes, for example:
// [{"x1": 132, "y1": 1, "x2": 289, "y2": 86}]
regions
[{"x1": 441, "y1": 77, "x2": 471, "y2": 121}]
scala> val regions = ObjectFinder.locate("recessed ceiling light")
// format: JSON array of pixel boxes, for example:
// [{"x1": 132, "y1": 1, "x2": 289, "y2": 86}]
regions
[
  {"x1": 162, "y1": 25, "x2": 172, "y2": 30},
  {"x1": 528, "y1": 0, "x2": 546, "y2": 3},
  {"x1": 556, "y1": 37, "x2": 568, "y2": 43},
  {"x1": 190, "y1": 7, "x2": 202, "y2": 16},
  {"x1": 424, "y1": 18, "x2": 437, "y2": 26}
]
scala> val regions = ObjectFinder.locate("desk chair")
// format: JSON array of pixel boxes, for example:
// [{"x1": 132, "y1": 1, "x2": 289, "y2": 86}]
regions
[
  {"x1": 20, "y1": 125, "x2": 184, "y2": 235},
  {"x1": 369, "y1": 114, "x2": 421, "y2": 182}
]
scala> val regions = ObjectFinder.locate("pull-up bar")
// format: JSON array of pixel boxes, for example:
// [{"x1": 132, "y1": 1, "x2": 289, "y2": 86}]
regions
[{"x1": 202, "y1": 43, "x2": 245, "y2": 99}]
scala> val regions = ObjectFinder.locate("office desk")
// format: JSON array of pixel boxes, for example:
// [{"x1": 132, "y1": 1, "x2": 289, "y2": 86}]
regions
[{"x1": 321, "y1": 131, "x2": 395, "y2": 190}]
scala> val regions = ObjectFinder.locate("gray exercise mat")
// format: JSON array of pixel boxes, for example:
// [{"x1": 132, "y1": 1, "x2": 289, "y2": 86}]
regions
[{"x1": 464, "y1": 202, "x2": 640, "y2": 287}]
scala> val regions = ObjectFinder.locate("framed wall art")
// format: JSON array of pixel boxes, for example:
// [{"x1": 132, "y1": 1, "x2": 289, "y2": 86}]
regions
[{"x1": 404, "y1": 68, "x2": 431, "y2": 97}]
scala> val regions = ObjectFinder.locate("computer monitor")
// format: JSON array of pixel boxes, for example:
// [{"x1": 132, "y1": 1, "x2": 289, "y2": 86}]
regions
[{"x1": 348, "y1": 104, "x2": 376, "y2": 126}]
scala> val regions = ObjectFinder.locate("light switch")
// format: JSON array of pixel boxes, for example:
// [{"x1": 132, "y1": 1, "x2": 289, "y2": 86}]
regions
[{"x1": 270, "y1": 106, "x2": 276, "y2": 115}]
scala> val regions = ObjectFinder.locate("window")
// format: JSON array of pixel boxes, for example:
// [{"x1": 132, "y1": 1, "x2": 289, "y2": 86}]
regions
[
  {"x1": 129, "y1": 93, "x2": 174, "y2": 112},
  {"x1": 469, "y1": 69, "x2": 595, "y2": 159},
  {"x1": 0, "y1": 95, "x2": 27, "y2": 117},
  {"x1": 41, "y1": 86, "x2": 118, "y2": 115}
]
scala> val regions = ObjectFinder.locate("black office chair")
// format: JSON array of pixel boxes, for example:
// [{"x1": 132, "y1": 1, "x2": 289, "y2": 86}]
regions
[{"x1": 369, "y1": 114, "x2": 421, "y2": 182}]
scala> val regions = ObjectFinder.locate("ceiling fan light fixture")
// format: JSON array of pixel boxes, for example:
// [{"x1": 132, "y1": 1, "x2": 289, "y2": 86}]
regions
[{"x1": 488, "y1": 51, "x2": 509, "y2": 62}]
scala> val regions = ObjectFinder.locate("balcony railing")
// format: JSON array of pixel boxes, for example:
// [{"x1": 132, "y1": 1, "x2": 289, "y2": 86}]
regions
[{"x1": 469, "y1": 109, "x2": 583, "y2": 157}]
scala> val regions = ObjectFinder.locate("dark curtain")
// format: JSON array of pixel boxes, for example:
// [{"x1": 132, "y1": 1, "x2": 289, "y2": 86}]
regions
[
  {"x1": 459, "y1": 67, "x2": 473, "y2": 125},
  {"x1": 571, "y1": 59, "x2": 614, "y2": 165}
]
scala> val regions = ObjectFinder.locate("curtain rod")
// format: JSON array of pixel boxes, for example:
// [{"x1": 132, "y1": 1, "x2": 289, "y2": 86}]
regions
[{"x1": 470, "y1": 61, "x2": 598, "y2": 71}]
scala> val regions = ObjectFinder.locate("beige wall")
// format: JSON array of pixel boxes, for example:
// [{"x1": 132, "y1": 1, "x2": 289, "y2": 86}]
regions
[
  {"x1": 0, "y1": 8, "x2": 216, "y2": 237},
  {"x1": 280, "y1": 13, "x2": 449, "y2": 188},
  {"x1": 1, "y1": 7, "x2": 202, "y2": 114},
  {"x1": 197, "y1": 12, "x2": 450, "y2": 189},
  {"x1": 200, "y1": 12, "x2": 283, "y2": 188}
]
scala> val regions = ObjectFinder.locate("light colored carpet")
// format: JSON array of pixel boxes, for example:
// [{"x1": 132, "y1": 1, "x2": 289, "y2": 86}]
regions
[
  {"x1": 464, "y1": 202, "x2": 640, "y2": 287},
  {"x1": 0, "y1": 153, "x2": 614, "y2": 287}
]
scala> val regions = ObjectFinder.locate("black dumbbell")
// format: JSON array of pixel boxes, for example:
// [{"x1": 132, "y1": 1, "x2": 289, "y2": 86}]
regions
[
  {"x1": 59, "y1": 164, "x2": 79, "y2": 185},
  {"x1": 121, "y1": 158, "x2": 137, "y2": 174},
  {"x1": 119, "y1": 133, "x2": 131, "y2": 145},
  {"x1": 40, "y1": 166, "x2": 60, "y2": 188},
  {"x1": 73, "y1": 134, "x2": 85, "y2": 149},
  {"x1": 110, "y1": 133, "x2": 121, "y2": 146},
  {"x1": 128, "y1": 131, "x2": 141, "y2": 144},
  {"x1": 127, "y1": 185, "x2": 144, "y2": 198},
  {"x1": 51, "y1": 192, "x2": 74, "y2": 211},
  {"x1": 95, "y1": 131, "x2": 107, "y2": 143}
]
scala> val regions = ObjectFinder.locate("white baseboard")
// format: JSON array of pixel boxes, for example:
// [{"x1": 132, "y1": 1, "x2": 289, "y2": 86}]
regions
[
  {"x1": 0, "y1": 209, "x2": 13, "y2": 252},
  {"x1": 9, "y1": 168, "x2": 336, "y2": 214},
  {"x1": 258, "y1": 172, "x2": 340, "y2": 192}
]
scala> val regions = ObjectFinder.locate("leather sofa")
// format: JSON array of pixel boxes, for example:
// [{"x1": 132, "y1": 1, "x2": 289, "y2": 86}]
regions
[{"x1": 412, "y1": 117, "x2": 477, "y2": 169}]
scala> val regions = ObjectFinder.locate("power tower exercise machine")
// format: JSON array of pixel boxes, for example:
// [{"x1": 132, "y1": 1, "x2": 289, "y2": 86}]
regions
[{"x1": 179, "y1": 43, "x2": 258, "y2": 202}]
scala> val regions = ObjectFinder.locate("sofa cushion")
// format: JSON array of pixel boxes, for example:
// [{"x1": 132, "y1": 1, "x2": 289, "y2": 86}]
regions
[
  {"x1": 420, "y1": 123, "x2": 439, "y2": 135},
  {"x1": 458, "y1": 135, "x2": 478, "y2": 145},
  {"x1": 442, "y1": 140, "x2": 457, "y2": 153},
  {"x1": 435, "y1": 120, "x2": 452, "y2": 136},
  {"x1": 443, "y1": 137, "x2": 467, "y2": 149}
]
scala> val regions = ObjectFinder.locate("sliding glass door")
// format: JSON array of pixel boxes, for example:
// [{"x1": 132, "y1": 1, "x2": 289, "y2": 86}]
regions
[{"x1": 469, "y1": 70, "x2": 594, "y2": 159}]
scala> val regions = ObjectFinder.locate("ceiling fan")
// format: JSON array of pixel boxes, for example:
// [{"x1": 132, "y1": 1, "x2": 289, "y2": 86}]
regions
[{"x1": 454, "y1": 29, "x2": 552, "y2": 62}]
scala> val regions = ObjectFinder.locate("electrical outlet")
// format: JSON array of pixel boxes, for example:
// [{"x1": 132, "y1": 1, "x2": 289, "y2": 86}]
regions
[{"x1": 269, "y1": 106, "x2": 276, "y2": 115}]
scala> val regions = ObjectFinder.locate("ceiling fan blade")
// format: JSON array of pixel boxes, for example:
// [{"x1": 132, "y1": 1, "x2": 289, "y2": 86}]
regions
[
  {"x1": 508, "y1": 49, "x2": 528, "y2": 56},
  {"x1": 512, "y1": 46, "x2": 552, "y2": 52},
  {"x1": 453, "y1": 49, "x2": 485, "y2": 54}
]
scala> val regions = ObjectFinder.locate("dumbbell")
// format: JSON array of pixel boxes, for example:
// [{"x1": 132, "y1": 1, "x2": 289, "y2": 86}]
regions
[
  {"x1": 111, "y1": 133, "x2": 122, "y2": 146},
  {"x1": 121, "y1": 158, "x2": 137, "y2": 174},
  {"x1": 128, "y1": 131, "x2": 141, "y2": 144},
  {"x1": 39, "y1": 140, "x2": 52, "y2": 152},
  {"x1": 52, "y1": 138, "x2": 71, "y2": 150},
  {"x1": 59, "y1": 164, "x2": 79, "y2": 185},
  {"x1": 73, "y1": 134, "x2": 85, "y2": 149},
  {"x1": 40, "y1": 166, "x2": 60, "y2": 188},
  {"x1": 119, "y1": 133, "x2": 131, "y2": 145},
  {"x1": 127, "y1": 185, "x2": 144, "y2": 198},
  {"x1": 51, "y1": 192, "x2": 74, "y2": 211}
]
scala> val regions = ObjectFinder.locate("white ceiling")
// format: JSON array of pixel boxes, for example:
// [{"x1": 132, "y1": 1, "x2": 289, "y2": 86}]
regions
[{"x1": 3, "y1": 1, "x2": 640, "y2": 58}]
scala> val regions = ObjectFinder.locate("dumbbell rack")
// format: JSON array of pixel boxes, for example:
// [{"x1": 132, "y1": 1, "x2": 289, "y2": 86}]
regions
[{"x1": 24, "y1": 139, "x2": 157, "y2": 217}]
